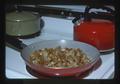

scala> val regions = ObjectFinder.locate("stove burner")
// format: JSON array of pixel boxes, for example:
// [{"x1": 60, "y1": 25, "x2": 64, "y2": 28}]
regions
[{"x1": 26, "y1": 58, "x2": 102, "y2": 79}]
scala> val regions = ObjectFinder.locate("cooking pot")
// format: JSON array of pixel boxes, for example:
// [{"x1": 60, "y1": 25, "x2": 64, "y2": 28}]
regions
[
  {"x1": 6, "y1": 36, "x2": 100, "y2": 77},
  {"x1": 6, "y1": 11, "x2": 43, "y2": 39},
  {"x1": 73, "y1": 6, "x2": 115, "y2": 52}
]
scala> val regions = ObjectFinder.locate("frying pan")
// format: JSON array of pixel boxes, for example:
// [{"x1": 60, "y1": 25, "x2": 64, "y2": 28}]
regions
[{"x1": 6, "y1": 36, "x2": 100, "y2": 77}]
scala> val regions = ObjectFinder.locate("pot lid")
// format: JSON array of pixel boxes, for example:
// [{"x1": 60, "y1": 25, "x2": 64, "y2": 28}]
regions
[{"x1": 6, "y1": 11, "x2": 37, "y2": 22}]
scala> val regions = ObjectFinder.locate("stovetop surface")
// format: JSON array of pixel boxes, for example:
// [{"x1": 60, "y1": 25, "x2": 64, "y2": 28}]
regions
[{"x1": 5, "y1": 16, "x2": 114, "y2": 79}]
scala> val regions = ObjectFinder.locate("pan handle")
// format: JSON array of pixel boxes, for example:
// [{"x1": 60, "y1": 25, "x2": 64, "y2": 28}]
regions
[{"x1": 6, "y1": 35, "x2": 27, "y2": 51}]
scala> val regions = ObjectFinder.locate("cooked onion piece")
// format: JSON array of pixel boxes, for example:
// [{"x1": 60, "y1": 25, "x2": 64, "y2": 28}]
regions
[{"x1": 29, "y1": 46, "x2": 91, "y2": 68}]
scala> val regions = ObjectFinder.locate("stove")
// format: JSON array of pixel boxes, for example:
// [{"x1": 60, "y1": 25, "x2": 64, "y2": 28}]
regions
[{"x1": 5, "y1": 5, "x2": 115, "y2": 79}]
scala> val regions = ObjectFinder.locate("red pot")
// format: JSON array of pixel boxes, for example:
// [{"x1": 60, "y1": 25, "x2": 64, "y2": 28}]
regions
[{"x1": 73, "y1": 6, "x2": 115, "y2": 52}]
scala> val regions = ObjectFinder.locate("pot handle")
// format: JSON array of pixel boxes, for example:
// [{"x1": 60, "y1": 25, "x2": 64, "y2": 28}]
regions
[
  {"x1": 72, "y1": 6, "x2": 114, "y2": 24},
  {"x1": 85, "y1": 6, "x2": 114, "y2": 14},
  {"x1": 6, "y1": 35, "x2": 27, "y2": 51},
  {"x1": 84, "y1": 6, "x2": 114, "y2": 21}
]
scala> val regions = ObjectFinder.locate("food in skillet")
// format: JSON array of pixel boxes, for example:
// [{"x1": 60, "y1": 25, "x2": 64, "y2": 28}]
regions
[{"x1": 29, "y1": 46, "x2": 91, "y2": 68}]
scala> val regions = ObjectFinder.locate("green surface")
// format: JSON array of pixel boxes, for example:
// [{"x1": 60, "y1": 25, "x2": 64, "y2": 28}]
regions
[
  {"x1": 6, "y1": 11, "x2": 40, "y2": 36},
  {"x1": 6, "y1": 11, "x2": 38, "y2": 21}
]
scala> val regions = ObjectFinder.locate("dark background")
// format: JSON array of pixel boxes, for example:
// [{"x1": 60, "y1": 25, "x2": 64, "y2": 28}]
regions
[{"x1": 1, "y1": 0, "x2": 120, "y2": 84}]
